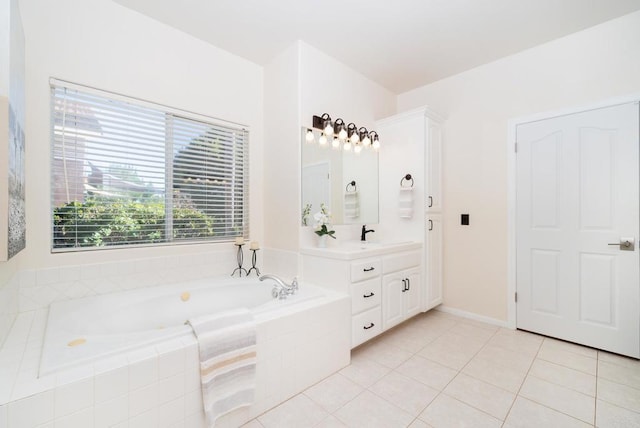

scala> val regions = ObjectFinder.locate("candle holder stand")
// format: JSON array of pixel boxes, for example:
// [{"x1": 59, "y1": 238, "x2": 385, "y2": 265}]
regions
[
  {"x1": 247, "y1": 249, "x2": 261, "y2": 276},
  {"x1": 231, "y1": 244, "x2": 249, "y2": 277}
]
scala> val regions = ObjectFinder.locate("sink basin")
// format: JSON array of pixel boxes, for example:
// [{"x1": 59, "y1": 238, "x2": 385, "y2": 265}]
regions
[{"x1": 300, "y1": 240, "x2": 421, "y2": 260}]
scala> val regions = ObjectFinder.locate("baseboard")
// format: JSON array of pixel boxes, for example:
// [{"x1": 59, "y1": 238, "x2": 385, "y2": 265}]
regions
[{"x1": 435, "y1": 305, "x2": 510, "y2": 329}]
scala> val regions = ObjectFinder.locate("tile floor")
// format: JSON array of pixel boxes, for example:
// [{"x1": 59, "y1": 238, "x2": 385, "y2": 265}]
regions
[{"x1": 245, "y1": 310, "x2": 640, "y2": 427}]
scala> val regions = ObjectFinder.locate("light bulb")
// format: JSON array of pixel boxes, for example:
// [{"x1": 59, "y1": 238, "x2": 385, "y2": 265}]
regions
[
  {"x1": 350, "y1": 132, "x2": 359, "y2": 144},
  {"x1": 362, "y1": 134, "x2": 371, "y2": 146},
  {"x1": 372, "y1": 138, "x2": 380, "y2": 150},
  {"x1": 324, "y1": 123, "x2": 334, "y2": 136},
  {"x1": 343, "y1": 141, "x2": 352, "y2": 151},
  {"x1": 354, "y1": 144, "x2": 362, "y2": 154},
  {"x1": 338, "y1": 128, "x2": 347, "y2": 140},
  {"x1": 305, "y1": 129, "x2": 314, "y2": 142},
  {"x1": 332, "y1": 137, "x2": 340, "y2": 148},
  {"x1": 319, "y1": 133, "x2": 327, "y2": 145}
]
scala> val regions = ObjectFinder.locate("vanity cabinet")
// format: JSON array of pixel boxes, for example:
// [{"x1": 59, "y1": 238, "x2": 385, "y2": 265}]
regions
[
  {"x1": 301, "y1": 244, "x2": 422, "y2": 348},
  {"x1": 425, "y1": 214, "x2": 443, "y2": 310},
  {"x1": 382, "y1": 268, "x2": 421, "y2": 330}
]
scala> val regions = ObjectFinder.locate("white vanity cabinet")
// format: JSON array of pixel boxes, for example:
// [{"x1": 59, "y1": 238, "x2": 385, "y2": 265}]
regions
[
  {"x1": 301, "y1": 243, "x2": 422, "y2": 348},
  {"x1": 381, "y1": 251, "x2": 422, "y2": 330}
]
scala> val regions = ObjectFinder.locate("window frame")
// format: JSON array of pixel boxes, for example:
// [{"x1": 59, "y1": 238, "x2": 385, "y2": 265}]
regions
[{"x1": 50, "y1": 78, "x2": 250, "y2": 253}]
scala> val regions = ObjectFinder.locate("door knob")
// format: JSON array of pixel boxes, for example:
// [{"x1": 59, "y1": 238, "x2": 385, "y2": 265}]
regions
[{"x1": 608, "y1": 238, "x2": 635, "y2": 251}]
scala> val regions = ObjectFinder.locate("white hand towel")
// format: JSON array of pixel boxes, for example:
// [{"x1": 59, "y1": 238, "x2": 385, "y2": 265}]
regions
[
  {"x1": 187, "y1": 308, "x2": 257, "y2": 427},
  {"x1": 344, "y1": 191, "x2": 360, "y2": 218},
  {"x1": 399, "y1": 187, "x2": 414, "y2": 218}
]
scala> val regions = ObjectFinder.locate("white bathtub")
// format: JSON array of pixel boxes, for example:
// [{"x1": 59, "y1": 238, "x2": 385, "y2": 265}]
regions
[{"x1": 40, "y1": 276, "x2": 325, "y2": 376}]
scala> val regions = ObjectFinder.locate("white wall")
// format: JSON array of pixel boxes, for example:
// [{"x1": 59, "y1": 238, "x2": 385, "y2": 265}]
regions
[
  {"x1": 16, "y1": 0, "x2": 264, "y2": 271},
  {"x1": 298, "y1": 42, "x2": 396, "y2": 247},
  {"x1": 397, "y1": 11, "x2": 640, "y2": 321}
]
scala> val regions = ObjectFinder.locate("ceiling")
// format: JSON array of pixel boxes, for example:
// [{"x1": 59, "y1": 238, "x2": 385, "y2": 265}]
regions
[{"x1": 113, "y1": 0, "x2": 640, "y2": 93}]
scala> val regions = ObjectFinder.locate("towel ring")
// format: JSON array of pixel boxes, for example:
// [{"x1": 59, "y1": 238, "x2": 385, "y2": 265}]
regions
[
  {"x1": 346, "y1": 180, "x2": 357, "y2": 192},
  {"x1": 400, "y1": 174, "x2": 414, "y2": 188}
]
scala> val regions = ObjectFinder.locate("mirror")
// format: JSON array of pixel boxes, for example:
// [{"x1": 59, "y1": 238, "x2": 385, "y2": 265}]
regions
[{"x1": 301, "y1": 128, "x2": 379, "y2": 226}]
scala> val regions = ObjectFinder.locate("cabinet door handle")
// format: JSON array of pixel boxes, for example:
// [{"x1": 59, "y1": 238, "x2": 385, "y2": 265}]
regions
[
  {"x1": 406, "y1": 278, "x2": 410, "y2": 290},
  {"x1": 428, "y1": 219, "x2": 433, "y2": 231},
  {"x1": 402, "y1": 279, "x2": 407, "y2": 292},
  {"x1": 363, "y1": 323, "x2": 375, "y2": 330},
  {"x1": 363, "y1": 267, "x2": 375, "y2": 272},
  {"x1": 428, "y1": 196, "x2": 433, "y2": 208},
  {"x1": 363, "y1": 292, "x2": 375, "y2": 298}
]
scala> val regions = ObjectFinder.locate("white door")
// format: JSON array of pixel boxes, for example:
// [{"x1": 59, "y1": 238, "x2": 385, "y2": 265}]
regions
[
  {"x1": 301, "y1": 162, "x2": 330, "y2": 217},
  {"x1": 425, "y1": 214, "x2": 443, "y2": 310},
  {"x1": 516, "y1": 102, "x2": 640, "y2": 358}
]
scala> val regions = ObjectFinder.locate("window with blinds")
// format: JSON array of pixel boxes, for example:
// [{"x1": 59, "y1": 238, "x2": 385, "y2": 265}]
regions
[{"x1": 51, "y1": 80, "x2": 249, "y2": 251}]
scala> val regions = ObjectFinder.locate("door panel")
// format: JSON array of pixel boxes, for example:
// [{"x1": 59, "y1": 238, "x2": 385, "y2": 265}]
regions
[{"x1": 516, "y1": 102, "x2": 639, "y2": 358}]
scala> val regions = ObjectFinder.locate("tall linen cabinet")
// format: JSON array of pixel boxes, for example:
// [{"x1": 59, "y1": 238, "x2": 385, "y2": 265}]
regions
[{"x1": 377, "y1": 107, "x2": 443, "y2": 312}]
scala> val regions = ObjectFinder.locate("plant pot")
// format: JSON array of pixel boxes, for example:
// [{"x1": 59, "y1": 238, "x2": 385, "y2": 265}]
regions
[{"x1": 317, "y1": 234, "x2": 327, "y2": 248}]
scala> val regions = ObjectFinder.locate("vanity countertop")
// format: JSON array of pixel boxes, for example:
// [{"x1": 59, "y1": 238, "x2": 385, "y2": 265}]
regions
[{"x1": 300, "y1": 240, "x2": 422, "y2": 260}]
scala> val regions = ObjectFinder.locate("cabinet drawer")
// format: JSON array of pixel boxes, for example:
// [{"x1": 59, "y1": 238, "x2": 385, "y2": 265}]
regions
[
  {"x1": 351, "y1": 306, "x2": 382, "y2": 348},
  {"x1": 351, "y1": 259, "x2": 381, "y2": 282},
  {"x1": 350, "y1": 278, "x2": 381, "y2": 314},
  {"x1": 383, "y1": 251, "x2": 421, "y2": 274}
]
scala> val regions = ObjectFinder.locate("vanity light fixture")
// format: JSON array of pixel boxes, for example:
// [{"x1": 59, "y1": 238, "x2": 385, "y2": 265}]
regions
[
  {"x1": 335, "y1": 118, "x2": 348, "y2": 140},
  {"x1": 354, "y1": 142, "x2": 363, "y2": 154},
  {"x1": 305, "y1": 129, "x2": 315, "y2": 143},
  {"x1": 310, "y1": 114, "x2": 380, "y2": 150},
  {"x1": 347, "y1": 123, "x2": 359, "y2": 144}
]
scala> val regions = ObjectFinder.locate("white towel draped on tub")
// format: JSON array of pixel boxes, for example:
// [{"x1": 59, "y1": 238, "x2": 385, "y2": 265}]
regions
[{"x1": 187, "y1": 308, "x2": 257, "y2": 427}]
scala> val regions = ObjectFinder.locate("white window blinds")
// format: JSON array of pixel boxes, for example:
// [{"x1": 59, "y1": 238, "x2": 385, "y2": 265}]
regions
[{"x1": 51, "y1": 79, "x2": 249, "y2": 251}]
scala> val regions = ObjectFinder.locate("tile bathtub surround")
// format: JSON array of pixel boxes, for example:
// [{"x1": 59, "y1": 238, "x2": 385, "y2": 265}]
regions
[
  {"x1": 252, "y1": 310, "x2": 640, "y2": 428},
  {"x1": 0, "y1": 288, "x2": 351, "y2": 427},
  {"x1": 17, "y1": 249, "x2": 243, "y2": 312}
]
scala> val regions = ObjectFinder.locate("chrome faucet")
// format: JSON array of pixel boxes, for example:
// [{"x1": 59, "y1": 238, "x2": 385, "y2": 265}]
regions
[
  {"x1": 361, "y1": 225, "x2": 375, "y2": 241},
  {"x1": 259, "y1": 274, "x2": 299, "y2": 299}
]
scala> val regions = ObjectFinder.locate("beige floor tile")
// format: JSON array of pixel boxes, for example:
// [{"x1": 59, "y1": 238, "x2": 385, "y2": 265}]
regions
[
  {"x1": 487, "y1": 329, "x2": 543, "y2": 357},
  {"x1": 519, "y1": 375, "x2": 594, "y2": 424},
  {"x1": 356, "y1": 340, "x2": 413, "y2": 369},
  {"x1": 541, "y1": 337, "x2": 598, "y2": 359},
  {"x1": 596, "y1": 399, "x2": 640, "y2": 428},
  {"x1": 474, "y1": 344, "x2": 535, "y2": 372},
  {"x1": 369, "y1": 371, "x2": 439, "y2": 416},
  {"x1": 598, "y1": 378, "x2": 640, "y2": 413},
  {"x1": 334, "y1": 390, "x2": 414, "y2": 428},
  {"x1": 314, "y1": 415, "x2": 348, "y2": 428},
  {"x1": 462, "y1": 356, "x2": 527, "y2": 393},
  {"x1": 258, "y1": 394, "x2": 328, "y2": 428},
  {"x1": 240, "y1": 419, "x2": 264, "y2": 428},
  {"x1": 599, "y1": 351, "x2": 640, "y2": 370},
  {"x1": 395, "y1": 355, "x2": 458, "y2": 390},
  {"x1": 338, "y1": 354, "x2": 391, "y2": 389},
  {"x1": 529, "y1": 359, "x2": 596, "y2": 396},
  {"x1": 448, "y1": 322, "x2": 498, "y2": 341},
  {"x1": 443, "y1": 373, "x2": 515, "y2": 420},
  {"x1": 537, "y1": 346, "x2": 597, "y2": 375},
  {"x1": 418, "y1": 334, "x2": 484, "y2": 370},
  {"x1": 419, "y1": 394, "x2": 502, "y2": 428},
  {"x1": 303, "y1": 373, "x2": 363, "y2": 413},
  {"x1": 598, "y1": 359, "x2": 640, "y2": 390},
  {"x1": 373, "y1": 330, "x2": 435, "y2": 354},
  {"x1": 503, "y1": 397, "x2": 592, "y2": 428},
  {"x1": 408, "y1": 419, "x2": 432, "y2": 428}
]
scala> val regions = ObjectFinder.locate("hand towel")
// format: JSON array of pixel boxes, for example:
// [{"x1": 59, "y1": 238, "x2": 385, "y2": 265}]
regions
[
  {"x1": 399, "y1": 187, "x2": 414, "y2": 218},
  {"x1": 187, "y1": 308, "x2": 257, "y2": 427},
  {"x1": 344, "y1": 191, "x2": 360, "y2": 218}
]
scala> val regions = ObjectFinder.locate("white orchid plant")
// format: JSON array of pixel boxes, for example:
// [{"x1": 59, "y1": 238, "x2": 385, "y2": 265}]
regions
[{"x1": 313, "y1": 203, "x2": 336, "y2": 239}]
